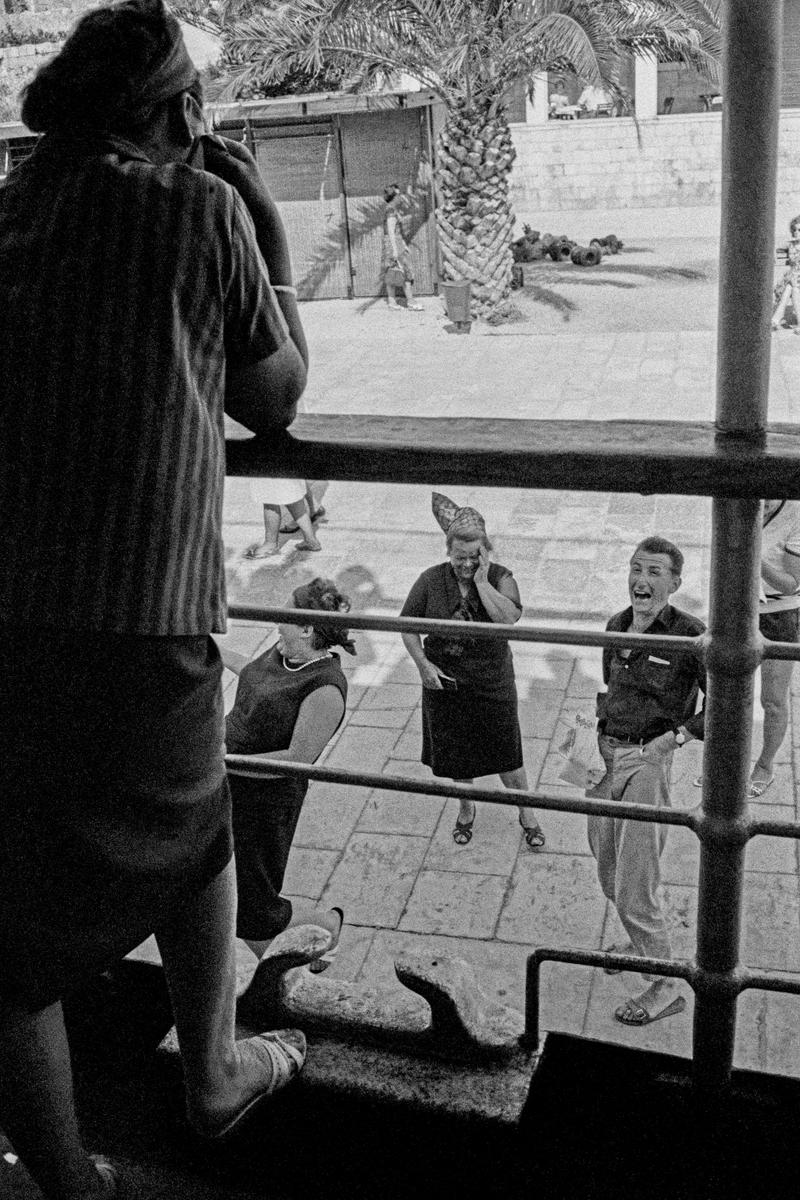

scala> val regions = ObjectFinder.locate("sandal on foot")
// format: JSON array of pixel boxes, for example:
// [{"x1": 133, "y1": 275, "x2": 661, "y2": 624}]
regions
[
  {"x1": 307, "y1": 906, "x2": 344, "y2": 974},
  {"x1": 295, "y1": 537, "x2": 322, "y2": 552},
  {"x1": 190, "y1": 1029, "x2": 306, "y2": 1139},
  {"x1": 245, "y1": 545, "x2": 281, "y2": 560},
  {"x1": 602, "y1": 942, "x2": 634, "y2": 975},
  {"x1": 747, "y1": 775, "x2": 774, "y2": 798},
  {"x1": 614, "y1": 994, "x2": 686, "y2": 1027},
  {"x1": 519, "y1": 816, "x2": 545, "y2": 850},
  {"x1": 453, "y1": 811, "x2": 475, "y2": 845},
  {"x1": 91, "y1": 1156, "x2": 119, "y2": 1197}
]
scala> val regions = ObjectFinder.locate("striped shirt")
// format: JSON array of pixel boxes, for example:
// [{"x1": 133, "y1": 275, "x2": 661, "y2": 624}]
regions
[
  {"x1": 762, "y1": 500, "x2": 800, "y2": 598},
  {"x1": 0, "y1": 132, "x2": 288, "y2": 634}
]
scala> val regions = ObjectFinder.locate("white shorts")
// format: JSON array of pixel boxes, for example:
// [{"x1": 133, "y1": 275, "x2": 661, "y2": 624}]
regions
[{"x1": 248, "y1": 477, "x2": 306, "y2": 506}]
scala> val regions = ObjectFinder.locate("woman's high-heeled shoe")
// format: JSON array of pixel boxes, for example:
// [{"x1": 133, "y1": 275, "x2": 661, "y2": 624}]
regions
[
  {"x1": 453, "y1": 804, "x2": 475, "y2": 845},
  {"x1": 519, "y1": 814, "x2": 546, "y2": 850}
]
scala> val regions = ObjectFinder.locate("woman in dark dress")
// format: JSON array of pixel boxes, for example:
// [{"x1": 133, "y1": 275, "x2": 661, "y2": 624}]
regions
[
  {"x1": 220, "y1": 578, "x2": 354, "y2": 963},
  {"x1": 400, "y1": 494, "x2": 545, "y2": 848}
]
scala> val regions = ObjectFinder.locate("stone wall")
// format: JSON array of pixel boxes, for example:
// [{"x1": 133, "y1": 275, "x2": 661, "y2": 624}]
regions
[
  {"x1": 509, "y1": 109, "x2": 800, "y2": 236},
  {"x1": 0, "y1": 39, "x2": 60, "y2": 120}
]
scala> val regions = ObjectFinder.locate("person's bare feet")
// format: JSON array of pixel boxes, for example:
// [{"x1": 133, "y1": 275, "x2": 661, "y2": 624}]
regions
[
  {"x1": 295, "y1": 536, "x2": 322, "y2": 552},
  {"x1": 186, "y1": 1030, "x2": 307, "y2": 1138}
]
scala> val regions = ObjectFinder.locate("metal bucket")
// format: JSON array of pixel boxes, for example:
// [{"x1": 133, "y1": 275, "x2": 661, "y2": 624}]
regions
[{"x1": 440, "y1": 279, "x2": 472, "y2": 324}]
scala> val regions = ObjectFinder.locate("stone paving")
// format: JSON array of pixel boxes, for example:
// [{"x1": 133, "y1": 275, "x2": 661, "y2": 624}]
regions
[{"x1": 217, "y1": 237, "x2": 800, "y2": 1077}]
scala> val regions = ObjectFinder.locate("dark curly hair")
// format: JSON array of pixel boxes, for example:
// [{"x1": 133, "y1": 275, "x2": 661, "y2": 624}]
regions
[
  {"x1": 21, "y1": 0, "x2": 200, "y2": 136},
  {"x1": 383, "y1": 182, "x2": 401, "y2": 203},
  {"x1": 292, "y1": 578, "x2": 356, "y2": 655},
  {"x1": 633, "y1": 536, "x2": 684, "y2": 577}
]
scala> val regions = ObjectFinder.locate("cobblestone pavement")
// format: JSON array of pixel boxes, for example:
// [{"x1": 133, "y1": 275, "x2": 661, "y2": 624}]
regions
[{"x1": 218, "y1": 236, "x2": 800, "y2": 1077}]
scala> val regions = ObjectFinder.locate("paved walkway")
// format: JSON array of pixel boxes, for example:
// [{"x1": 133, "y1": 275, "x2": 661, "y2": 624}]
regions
[{"x1": 217, "y1": 239, "x2": 800, "y2": 1076}]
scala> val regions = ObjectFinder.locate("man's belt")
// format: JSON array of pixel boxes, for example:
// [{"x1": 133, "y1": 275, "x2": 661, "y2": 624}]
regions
[
  {"x1": 760, "y1": 595, "x2": 800, "y2": 614},
  {"x1": 602, "y1": 727, "x2": 646, "y2": 745}
]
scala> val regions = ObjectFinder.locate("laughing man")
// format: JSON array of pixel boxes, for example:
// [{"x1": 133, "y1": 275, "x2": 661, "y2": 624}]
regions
[{"x1": 589, "y1": 537, "x2": 706, "y2": 1026}]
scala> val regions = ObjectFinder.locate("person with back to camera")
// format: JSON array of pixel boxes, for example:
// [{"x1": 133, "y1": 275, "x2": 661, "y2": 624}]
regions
[
  {"x1": 772, "y1": 215, "x2": 800, "y2": 333},
  {"x1": 219, "y1": 578, "x2": 354, "y2": 995},
  {"x1": 400, "y1": 493, "x2": 546, "y2": 849},
  {"x1": 590, "y1": 537, "x2": 705, "y2": 1027},
  {"x1": 382, "y1": 182, "x2": 423, "y2": 311},
  {"x1": 0, "y1": 3, "x2": 313, "y2": 1194}
]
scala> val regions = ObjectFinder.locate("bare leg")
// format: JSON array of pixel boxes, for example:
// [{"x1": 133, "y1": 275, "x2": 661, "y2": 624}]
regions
[
  {"x1": 246, "y1": 505, "x2": 281, "y2": 558},
  {"x1": 501, "y1": 766, "x2": 545, "y2": 846},
  {"x1": 791, "y1": 282, "x2": 800, "y2": 332},
  {"x1": 286, "y1": 498, "x2": 321, "y2": 551},
  {"x1": 752, "y1": 659, "x2": 794, "y2": 785},
  {"x1": 403, "y1": 281, "x2": 422, "y2": 310},
  {"x1": 772, "y1": 283, "x2": 791, "y2": 329},
  {"x1": 386, "y1": 282, "x2": 400, "y2": 309},
  {"x1": 0, "y1": 998, "x2": 104, "y2": 1199},
  {"x1": 450, "y1": 780, "x2": 475, "y2": 843},
  {"x1": 154, "y1": 859, "x2": 303, "y2": 1132}
]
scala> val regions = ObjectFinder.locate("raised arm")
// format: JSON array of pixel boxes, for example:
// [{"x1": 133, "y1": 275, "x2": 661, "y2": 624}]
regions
[
  {"x1": 472, "y1": 547, "x2": 522, "y2": 624},
  {"x1": 201, "y1": 135, "x2": 309, "y2": 434}
]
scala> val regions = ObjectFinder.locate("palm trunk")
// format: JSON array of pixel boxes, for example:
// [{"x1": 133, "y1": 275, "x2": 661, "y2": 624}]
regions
[{"x1": 435, "y1": 99, "x2": 517, "y2": 316}]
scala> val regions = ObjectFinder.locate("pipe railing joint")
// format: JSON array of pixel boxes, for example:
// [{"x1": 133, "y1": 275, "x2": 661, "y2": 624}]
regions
[{"x1": 694, "y1": 810, "x2": 751, "y2": 849}]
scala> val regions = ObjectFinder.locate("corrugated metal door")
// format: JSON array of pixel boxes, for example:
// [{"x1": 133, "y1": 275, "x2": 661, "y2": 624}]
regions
[
  {"x1": 253, "y1": 122, "x2": 352, "y2": 300},
  {"x1": 782, "y1": 0, "x2": 800, "y2": 106},
  {"x1": 338, "y1": 108, "x2": 436, "y2": 296}
]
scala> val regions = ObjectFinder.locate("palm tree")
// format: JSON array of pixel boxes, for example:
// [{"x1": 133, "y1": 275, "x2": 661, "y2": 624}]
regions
[{"x1": 181, "y1": 1, "x2": 721, "y2": 314}]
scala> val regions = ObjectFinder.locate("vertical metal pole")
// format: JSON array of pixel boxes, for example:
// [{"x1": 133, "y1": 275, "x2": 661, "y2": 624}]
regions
[
  {"x1": 694, "y1": 497, "x2": 760, "y2": 1085},
  {"x1": 716, "y1": 0, "x2": 782, "y2": 436},
  {"x1": 694, "y1": 0, "x2": 782, "y2": 1088}
]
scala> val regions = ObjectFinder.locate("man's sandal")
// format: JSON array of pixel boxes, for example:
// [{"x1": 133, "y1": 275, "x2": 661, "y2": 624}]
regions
[{"x1": 614, "y1": 994, "x2": 686, "y2": 1027}]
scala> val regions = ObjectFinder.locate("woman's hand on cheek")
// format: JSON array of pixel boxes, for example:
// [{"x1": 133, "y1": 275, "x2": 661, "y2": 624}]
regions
[{"x1": 474, "y1": 545, "x2": 490, "y2": 585}]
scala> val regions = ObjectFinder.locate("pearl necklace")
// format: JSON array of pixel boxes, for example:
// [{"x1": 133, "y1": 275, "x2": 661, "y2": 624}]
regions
[{"x1": 281, "y1": 652, "x2": 331, "y2": 672}]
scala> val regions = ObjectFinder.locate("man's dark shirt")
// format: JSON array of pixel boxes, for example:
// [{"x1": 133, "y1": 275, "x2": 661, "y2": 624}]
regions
[{"x1": 598, "y1": 604, "x2": 706, "y2": 743}]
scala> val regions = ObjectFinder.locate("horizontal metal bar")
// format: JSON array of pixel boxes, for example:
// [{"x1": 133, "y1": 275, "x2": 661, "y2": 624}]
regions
[
  {"x1": 739, "y1": 971, "x2": 800, "y2": 996},
  {"x1": 229, "y1": 604, "x2": 703, "y2": 653},
  {"x1": 226, "y1": 417, "x2": 800, "y2": 498},
  {"x1": 224, "y1": 756, "x2": 699, "y2": 828},
  {"x1": 227, "y1": 606, "x2": 800, "y2": 663},
  {"x1": 748, "y1": 818, "x2": 800, "y2": 839}
]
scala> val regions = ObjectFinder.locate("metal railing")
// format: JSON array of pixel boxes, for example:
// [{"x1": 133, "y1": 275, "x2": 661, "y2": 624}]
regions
[{"x1": 224, "y1": 0, "x2": 791, "y2": 1092}]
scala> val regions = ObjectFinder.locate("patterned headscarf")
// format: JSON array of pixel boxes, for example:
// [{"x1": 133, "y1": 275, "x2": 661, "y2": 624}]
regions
[{"x1": 431, "y1": 491, "x2": 486, "y2": 541}]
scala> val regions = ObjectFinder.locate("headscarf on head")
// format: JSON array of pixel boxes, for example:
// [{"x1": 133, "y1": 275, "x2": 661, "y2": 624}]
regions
[
  {"x1": 122, "y1": 4, "x2": 198, "y2": 121},
  {"x1": 21, "y1": 0, "x2": 198, "y2": 135},
  {"x1": 432, "y1": 491, "x2": 486, "y2": 541}
]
